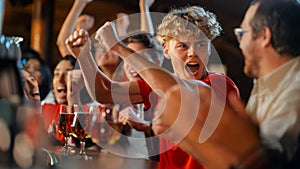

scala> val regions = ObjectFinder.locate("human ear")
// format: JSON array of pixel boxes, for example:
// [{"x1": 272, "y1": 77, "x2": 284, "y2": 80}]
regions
[
  {"x1": 261, "y1": 27, "x2": 272, "y2": 47},
  {"x1": 163, "y1": 43, "x2": 171, "y2": 59}
]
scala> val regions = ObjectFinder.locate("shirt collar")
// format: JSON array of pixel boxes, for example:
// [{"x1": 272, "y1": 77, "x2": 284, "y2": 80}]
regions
[{"x1": 257, "y1": 57, "x2": 300, "y2": 92}]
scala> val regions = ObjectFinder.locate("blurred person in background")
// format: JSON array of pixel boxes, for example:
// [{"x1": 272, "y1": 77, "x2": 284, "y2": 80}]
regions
[
  {"x1": 20, "y1": 69, "x2": 40, "y2": 101},
  {"x1": 21, "y1": 48, "x2": 52, "y2": 100}
]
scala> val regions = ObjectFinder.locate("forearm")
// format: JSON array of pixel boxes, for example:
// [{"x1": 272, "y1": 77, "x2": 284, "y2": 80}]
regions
[
  {"x1": 77, "y1": 48, "x2": 143, "y2": 104},
  {"x1": 67, "y1": 92, "x2": 82, "y2": 106},
  {"x1": 139, "y1": 1, "x2": 154, "y2": 35},
  {"x1": 113, "y1": 44, "x2": 178, "y2": 93},
  {"x1": 77, "y1": 49, "x2": 108, "y2": 102},
  {"x1": 57, "y1": 0, "x2": 89, "y2": 56},
  {"x1": 136, "y1": 121, "x2": 151, "y2": 132},
  {"x1": 230, "y1": 145, "x2": 287, "y2": 169}
]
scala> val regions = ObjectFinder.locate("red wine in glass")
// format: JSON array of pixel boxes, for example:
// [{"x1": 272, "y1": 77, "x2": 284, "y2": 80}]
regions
[
  {"x1": 72, "y1": 105, "x2": 98, "y2": 160},
  {"x1": 57, "y1": 105, "x2": 75, "y2": 155},
  {"x1": 58, "y1": 113, "x2": 75, "y2": 138}
]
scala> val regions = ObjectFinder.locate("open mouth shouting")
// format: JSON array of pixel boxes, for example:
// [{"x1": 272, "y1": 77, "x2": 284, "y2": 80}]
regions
[
  {"x1": 185, "y1": 61, "x2": 200, "y2": 75},
  {"x1": 55, "y1": 86, "x2": 67, "y2": 104},
  {"x1": 31, "y1": 90, "x2": 40, "y2": 101},
  {"x1": 129, "y1": 69, "x2": 139, "y2": 78},
  {"x1": 57, "y1": 86, "x2": 67, "y2": 93},
  {"x1": 127, "y1": 68, "x2": 142, "y2": 80}
]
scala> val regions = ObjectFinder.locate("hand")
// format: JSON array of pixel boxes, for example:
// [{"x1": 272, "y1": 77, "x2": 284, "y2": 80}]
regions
[
  {"x1": 118, "y1": 107, "x2": 150, "y2": 131},
  {"x1": 116, "y1": 13, "x2": 130, "y2": 37},
  {"x1": 95, "y1": 22, "x2": 121, "y2": 51},
  {"x1": 76, "y1": 14, "x2": 95, "y2": 31},
  {"x1": 65, "y1": 29, "x2": 90, "y2": 58},
  {"x1": 66, "y1": 69, "x2": 84, "y2": 105},
  {"x1": 140, "y1": 0, "x2": 155, "y2": 8}
]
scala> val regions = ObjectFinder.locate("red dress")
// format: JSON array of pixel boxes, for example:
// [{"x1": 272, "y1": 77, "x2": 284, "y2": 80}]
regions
[{"x1": 137, "y1": 73, "x2": 240, "y2": 169}]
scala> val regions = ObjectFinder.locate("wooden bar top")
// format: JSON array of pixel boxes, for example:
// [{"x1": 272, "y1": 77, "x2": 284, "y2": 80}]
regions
[{"x1": 43, "y1": 146, "x2": 158, "y2": 169}]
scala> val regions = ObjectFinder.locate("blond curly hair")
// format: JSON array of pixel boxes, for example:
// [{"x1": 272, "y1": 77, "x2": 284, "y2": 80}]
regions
[{"x1": 157, "y1": 6, "x2": 222, "y2": 43}]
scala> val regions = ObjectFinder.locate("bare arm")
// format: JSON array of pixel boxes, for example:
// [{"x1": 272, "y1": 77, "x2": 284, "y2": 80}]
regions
[
  {"x1": 140, "y1": 0, "x2": 155, "y2": 35},
  {"x1": 96, "y1": 22, "x2": 264, "y2": 169},
  {"x1": 66, "y1": 69, "x2": 84, "y2": 105},
  {"x1": 75, "y1": 14, "x2": 95, "y2": 31},
  {"x1": 115, "y1": 13, "x2": 130, "y2": 37},
  {"x1": 57, "y1": 0, "x2": 92, "y2": 57},
  {"x1": 65, "y1": 29, "x2": 144, "y2": 105},
  {"x1": 118, "y1": 106, "x2": 151, "y2": 132},
  {"x1": 96, "y1": 22, "x2": 179, "y2": 94},
  {"x1": 153, "y1": 85, "x2": 261, "y2": 169}
]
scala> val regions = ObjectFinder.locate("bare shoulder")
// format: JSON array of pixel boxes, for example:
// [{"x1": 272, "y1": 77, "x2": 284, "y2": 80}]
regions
[{"x1": 165, "y1": 79, "x2": 210, "y2": 101}]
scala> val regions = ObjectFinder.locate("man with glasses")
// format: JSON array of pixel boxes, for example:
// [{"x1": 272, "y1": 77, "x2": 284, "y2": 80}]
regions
[
  {"x1": 152, "y1": 0, "x2": 300, "y2": 168},
  {"x1": 234, "y1": 0, "x2": 300, "y2": 160},
  {"x1": 149, "y1": 0, "x2": 300, "y2": 168},
  {"x1": 153, "y1": 0, "x2": 300, "y2": 168}
]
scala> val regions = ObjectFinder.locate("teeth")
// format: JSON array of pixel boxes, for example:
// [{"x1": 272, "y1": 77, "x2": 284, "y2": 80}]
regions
[
  {"x1": 32, "y1": 91, "x2": 40, "y2": 95},
  {"x1": 57, "y1": 86, "x2": 65, "y2": 90},
  {"x1": 129, "y1": 69, "x2": 138, "y2": 76},
  {"x1": 57, "y1": 86, "x2": 66, "y2": 93},
  {"x1": 185, "y1": 62, "x2": 200, "y2": 74},
  {"x1": 187, "y1": 62, "x2": 198, "y2": 66},
  {"x1": 130, "y1": 69, "x2": 137, "y2": 73},
  {"x1": 32, "y1": 93, "x2": 40, "y2": 96}
]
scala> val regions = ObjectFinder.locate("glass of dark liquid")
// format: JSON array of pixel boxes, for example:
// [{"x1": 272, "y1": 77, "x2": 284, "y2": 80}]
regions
[
  {"x1": 72, "y1": 105, "x2": 99, "y2": 160},
  {"x1": 57, "y1": 105, "x2": 75, "y2": 155}
]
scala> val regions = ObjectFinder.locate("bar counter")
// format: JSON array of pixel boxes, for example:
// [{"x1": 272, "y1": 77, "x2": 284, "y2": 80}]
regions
[{"x1": 42, "y1": 146, "x2": 158, "y2": 169}]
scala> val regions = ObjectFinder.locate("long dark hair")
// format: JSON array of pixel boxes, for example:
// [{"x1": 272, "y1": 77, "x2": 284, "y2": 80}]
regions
[{"x1": 21, "y1": 48, "x2": 52, "y2": 100}]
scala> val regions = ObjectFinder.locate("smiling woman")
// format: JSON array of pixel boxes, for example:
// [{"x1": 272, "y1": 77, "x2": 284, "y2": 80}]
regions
[
  {"x1": 21, "y1": 48, "x2": 52, "y2": 100},
  {"x1": 21, "y1": 69, "x2": 40, "y2": 101}
]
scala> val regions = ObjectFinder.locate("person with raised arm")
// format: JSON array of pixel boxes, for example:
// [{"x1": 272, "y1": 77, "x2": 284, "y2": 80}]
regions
[
  {"x1": 66, "y1": 5, "x2": 243, "y2": 168},
  {"x1": 92, "y1": 0, "x2": 300, "y2": 169},
  {"x1": 57, "y1": 0, "x2": 94, "y2": 58}
]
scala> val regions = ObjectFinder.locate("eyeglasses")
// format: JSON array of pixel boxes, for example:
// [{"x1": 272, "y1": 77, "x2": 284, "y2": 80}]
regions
[{"x1": 234, "y1": 28, "x2": 249, "y2": 42}]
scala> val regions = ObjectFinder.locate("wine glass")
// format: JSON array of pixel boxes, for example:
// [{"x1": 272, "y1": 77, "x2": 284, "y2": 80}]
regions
[
  {"x1": 57, "y1": 105, "x2": 75, "y2": 155},
  {"x1": 72, "y1": 105, "x2": 99, "y2": 160}
]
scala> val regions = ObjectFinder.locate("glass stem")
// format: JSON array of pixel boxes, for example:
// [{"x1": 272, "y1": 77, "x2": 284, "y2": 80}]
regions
[
  {"x1": 64, "y1": 137, "x2": 69, "y2": 149},
  {"x1": 80, "y1": 141, "x2": 86, "y2": 155}
]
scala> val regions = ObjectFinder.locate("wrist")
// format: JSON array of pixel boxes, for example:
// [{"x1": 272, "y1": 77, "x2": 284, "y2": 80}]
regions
[
  {"x1": 112, "y1": 42, "x2": 132, "y2": 59},
  {"x1": 230, "y1": 144, "x2": 285, "y2": 169},
  {"x1": 144, "y1": 121, "x2": 156, "y2": 137},
  {"x1": 230, "y1": 144, "x2": 268, "y2": 169}
]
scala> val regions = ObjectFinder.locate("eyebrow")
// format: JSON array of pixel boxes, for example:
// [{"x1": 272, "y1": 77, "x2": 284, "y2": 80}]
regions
[{"x1": 54, "y1": 68, "x2": 73, "y2": 71}]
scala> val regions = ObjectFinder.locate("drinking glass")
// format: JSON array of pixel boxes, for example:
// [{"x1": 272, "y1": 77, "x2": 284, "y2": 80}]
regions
[
  {"x1": 57, "y1": 105, "x2": 75, "y2": 155},
  {"x1": 72, "y1": 105, "x2": 99, "y2": 160}
]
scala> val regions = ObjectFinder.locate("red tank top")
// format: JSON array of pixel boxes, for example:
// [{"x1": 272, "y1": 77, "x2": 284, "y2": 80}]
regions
[{"x1": 137, "y1": 73, "x2": 240, "y2": 169}]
